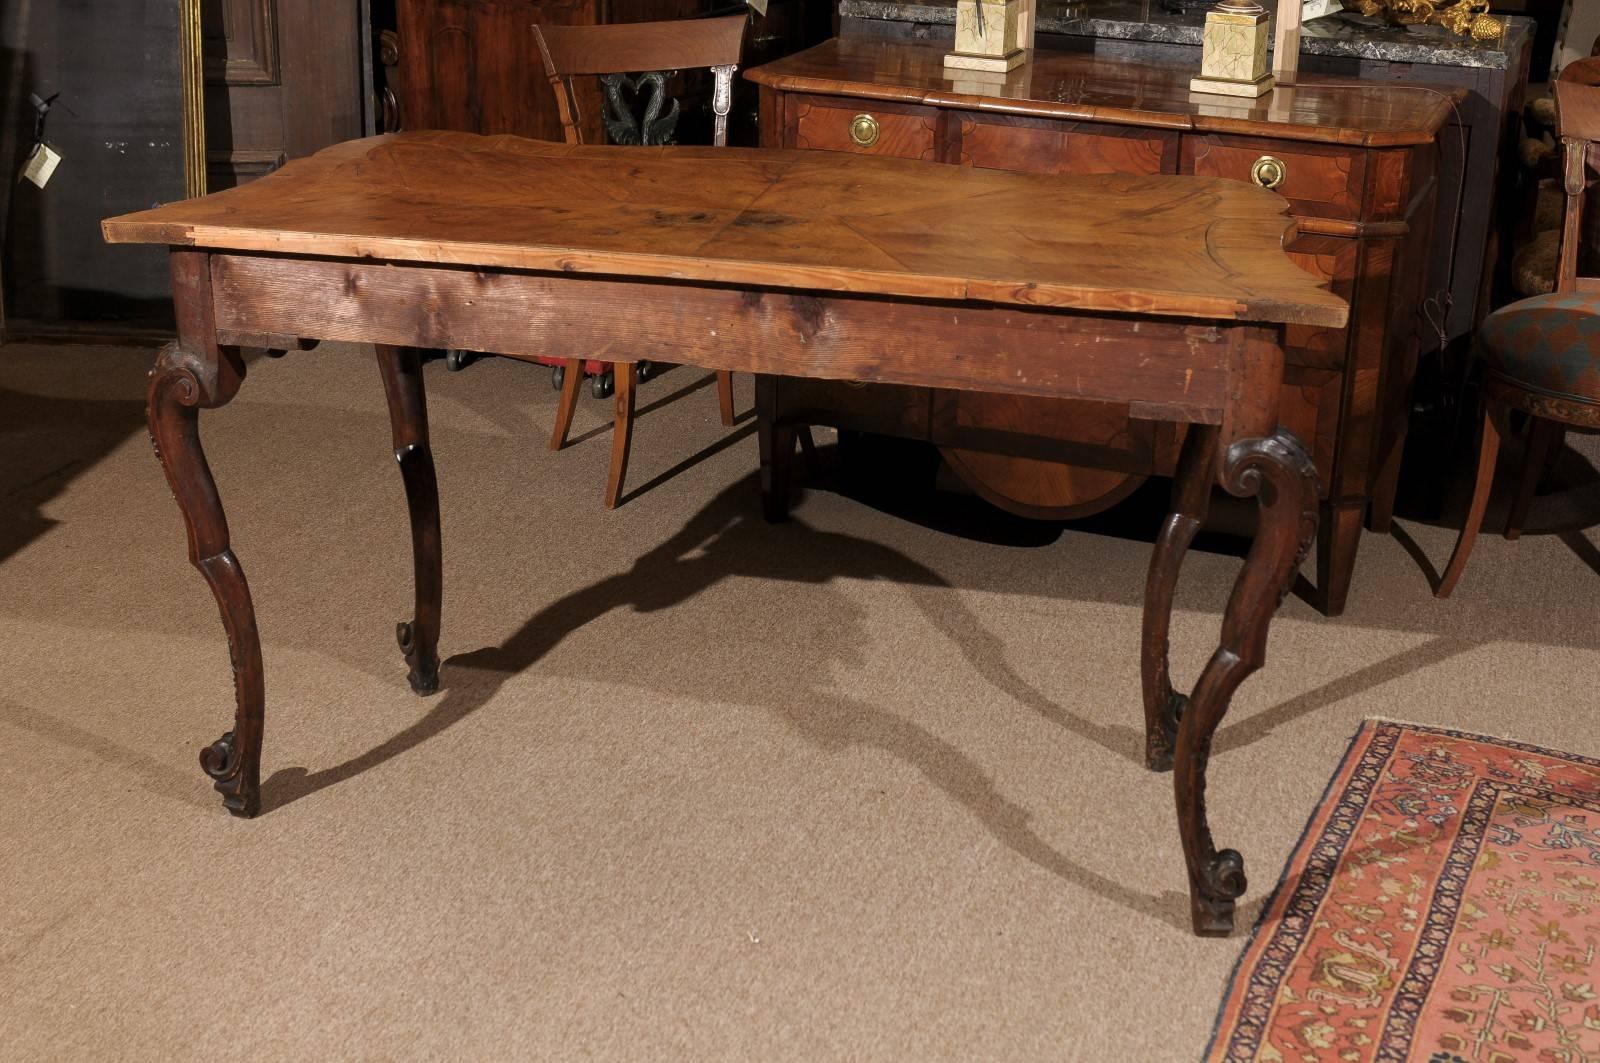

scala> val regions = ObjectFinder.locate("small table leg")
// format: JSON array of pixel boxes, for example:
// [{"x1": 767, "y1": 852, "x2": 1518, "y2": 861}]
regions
[
  {"x1": 149, "y1": 251, "x2": 263, "y2": 817},
  {"x1": 376, "y1": 345, "x2": 443, "y2": 695},
  {"x1": 1142, "y1": 428, "x2": 1318, "y2": 935},
  {"x1": 756, "y1": 375, "x2": 794, "y2": 523}
]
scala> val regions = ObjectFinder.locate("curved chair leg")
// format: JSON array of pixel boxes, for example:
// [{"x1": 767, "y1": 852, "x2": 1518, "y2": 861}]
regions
[
  {"x1": 1437, "y1": 402, "x2": 1504, "y2": 598},
  {"x1": 1141, "y1": 424, "x2": 1219, "y2": 772},
  {"x1": 1504, "y1": 418, "x2": 1561, "y2": 541},
  {"x1": 150, "y1": 251, "x2": 263, "y2": 818},
  {"x1": 1175, "y1": 432, "x2": 1318, "y2": 936},
  {"x1": 605, "y1": 362, "x2": 637, "y2": 509},
  {"x1": 549, "y1": 358, "x2": 584, "y2": 451},
  {"x1": 376, "y1": 345, "x2": 442, "y2": 695},
  {"x1": 716, "y1": 369, "x2": 736, "y2": 427}
]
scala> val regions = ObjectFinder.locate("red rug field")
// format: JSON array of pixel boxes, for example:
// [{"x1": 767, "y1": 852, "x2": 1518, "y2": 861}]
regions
[{"x1": 1208, "y1": 720, "x2": 1600, "y2": 1063}]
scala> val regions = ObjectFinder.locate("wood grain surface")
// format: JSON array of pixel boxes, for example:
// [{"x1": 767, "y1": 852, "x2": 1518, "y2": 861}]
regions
[{"x1": 103, "y1": 131, "x2": 1347, "y2": 328}]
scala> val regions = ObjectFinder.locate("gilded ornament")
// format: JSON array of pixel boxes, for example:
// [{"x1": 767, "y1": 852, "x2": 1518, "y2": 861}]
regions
[{"x1": 1343, "y1": 0, "x2": 1504, "y2": 40}]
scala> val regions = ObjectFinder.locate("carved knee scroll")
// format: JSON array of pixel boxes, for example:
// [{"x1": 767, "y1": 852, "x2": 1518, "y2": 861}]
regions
[{"x1": 1174, "y1": 431, "x2": 1317, "y2": 936}]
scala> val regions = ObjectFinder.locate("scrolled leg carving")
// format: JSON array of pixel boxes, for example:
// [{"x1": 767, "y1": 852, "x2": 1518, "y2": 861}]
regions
[
  {"x1": 1174, "y1": 430, "x2": 1317, "y2": 936},
  {"x1": 148, "y1": 329, "x2": 263, "y2": 818},
  {"x1": 1141, "y1": 425, "x2": 1218, "y2": 772},
  {"x1": 377, "y1": 345, "x2": 442, "y2": 696}
]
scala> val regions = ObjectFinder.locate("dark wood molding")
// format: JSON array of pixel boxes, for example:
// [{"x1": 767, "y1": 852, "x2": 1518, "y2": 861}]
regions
[{"x1": 204, "y1": 0, "x2": 282, "y2": 86}]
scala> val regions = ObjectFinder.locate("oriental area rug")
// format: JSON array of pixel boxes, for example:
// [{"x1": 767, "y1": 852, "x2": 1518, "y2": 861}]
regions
[{"x1": 1207, "y1": 720, "x2": 1600, "y2": 1063}]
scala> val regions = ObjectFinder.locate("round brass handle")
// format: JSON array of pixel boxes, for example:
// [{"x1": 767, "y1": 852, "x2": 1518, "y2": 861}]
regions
[
  {"x1": 1250, "y1": 155, "x2": 1287, "y2": 190},
  {"x1": 849, "y1": 113, "x2": 880, "y2": 149}
]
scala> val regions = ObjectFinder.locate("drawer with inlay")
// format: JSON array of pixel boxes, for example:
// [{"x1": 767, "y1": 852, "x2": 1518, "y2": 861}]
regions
[
  {"x1": 790, "y1": 96, "x2": 939, "y2": 160},
  {"x1": 1181, "y1": 135, "x2": 1368, "y2": 225}
]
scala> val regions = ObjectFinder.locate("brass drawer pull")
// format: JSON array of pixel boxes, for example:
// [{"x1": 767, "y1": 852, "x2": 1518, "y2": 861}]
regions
[
  {"x1": 849, "y1": 113, "x2": 880, "y2": 148},
  {"x1": 1250, "y1": 155, "x2": 1287, "y2": 190}
]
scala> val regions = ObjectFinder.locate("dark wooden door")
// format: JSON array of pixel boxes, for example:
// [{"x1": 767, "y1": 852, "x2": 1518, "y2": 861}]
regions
[{"x1": 203, "y1": 0, "x2": 370, "y2": 189}]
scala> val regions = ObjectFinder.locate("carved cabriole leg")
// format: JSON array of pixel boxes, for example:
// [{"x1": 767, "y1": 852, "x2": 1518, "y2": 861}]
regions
[
  {"x1": 1140, "y1": 424, "x2": 1219, "y2": 772},
  {"x1": 1177, "y1": 431, "x2": 1318, "y2": 935},
  {"x1": 149, "y1": 250, "x2": 263, "y2": 817},
  {"x1": 376, "y1": 345, "x2": 443, "y2": 695}
]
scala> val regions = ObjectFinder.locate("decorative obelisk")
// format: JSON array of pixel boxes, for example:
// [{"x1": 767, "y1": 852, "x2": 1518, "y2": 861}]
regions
[
  {"x1": 1189, "y1": 0, "x2": 1275, "y2": 98},
  {"x1": 944, "y1": 0, "x2": 1035, "y2": 74}
]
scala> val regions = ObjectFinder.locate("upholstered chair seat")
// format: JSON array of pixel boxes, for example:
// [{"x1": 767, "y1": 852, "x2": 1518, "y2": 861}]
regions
[
  {"x1": 1477, "y1": 290, "x2": 1600, "y2": 405},
  {"x1": 1435, "y1": 61, "x2": 1600, "y2": 598}
]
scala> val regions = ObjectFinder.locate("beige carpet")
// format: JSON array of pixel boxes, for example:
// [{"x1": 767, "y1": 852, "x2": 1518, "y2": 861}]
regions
[{"x1": 2, "y1": 341, "x2": 1597, "y2": 1061}]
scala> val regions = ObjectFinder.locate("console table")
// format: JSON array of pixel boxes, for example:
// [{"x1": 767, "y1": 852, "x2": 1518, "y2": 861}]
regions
[
  {"x1": 748, "y1": 38, "x2": 1456, "y2": 616},
  {"x1": 104, "y1": 131, "x2": 1345, "y2": 936}
]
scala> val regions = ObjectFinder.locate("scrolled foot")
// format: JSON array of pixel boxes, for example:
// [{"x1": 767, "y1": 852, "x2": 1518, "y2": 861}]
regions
[
  {"x1": 199, "y1": 730, "x2": 261, "y2": 818},
  {"x1": 1190, "y1": 849, "x2": 1247, "y2": 936},
  {"x1": 1145, "y1": 691, "x2": 1184, "y2": 772},
  {"x1": 397, "y1": 621, "x2": 440, "y2": 695}
]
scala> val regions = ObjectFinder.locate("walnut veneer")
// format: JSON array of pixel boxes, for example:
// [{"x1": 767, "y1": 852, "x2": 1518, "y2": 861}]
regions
[{"x1": 748, "y1": 37, "x2": 1457, "y2": 616}]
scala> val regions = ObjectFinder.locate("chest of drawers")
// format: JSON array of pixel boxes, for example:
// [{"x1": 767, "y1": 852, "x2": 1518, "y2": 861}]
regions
[{"x1": 748, "y1": 38, "x2": 1458, "y2": 616}]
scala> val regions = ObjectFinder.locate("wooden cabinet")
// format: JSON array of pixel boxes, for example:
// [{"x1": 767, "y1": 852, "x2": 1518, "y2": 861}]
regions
[
  {"x1": 748, "y1": 38, "x2": 1456, "y2": 616},
  {"x1": 203, "y1": 0, "x2": 371, "y2": 189},
  {"x1": 390, "y1": 0, "x2": 828, "y2": 144},
  {"x1": 394, "y1": 0, "x2": 701, "y2": 144}
]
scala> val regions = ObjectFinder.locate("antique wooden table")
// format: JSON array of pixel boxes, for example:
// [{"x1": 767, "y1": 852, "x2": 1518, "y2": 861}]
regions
[{"x1": 103, "y1": 130, "x2": 1346, "y2": 936}]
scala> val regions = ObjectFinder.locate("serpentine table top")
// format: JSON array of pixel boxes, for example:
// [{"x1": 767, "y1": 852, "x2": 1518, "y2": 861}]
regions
[
  {"x1": 103, "y1": 131, "x2": 1345, "y2": 937},
  {"x1": 104, "y1": 130, "x2": 1346, "y2": 329}
]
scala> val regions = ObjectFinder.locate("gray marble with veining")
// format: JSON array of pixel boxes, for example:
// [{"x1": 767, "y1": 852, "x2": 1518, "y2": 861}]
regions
[{"x1": 838, "y1": 0, "x2": 1534, "y2": 69}]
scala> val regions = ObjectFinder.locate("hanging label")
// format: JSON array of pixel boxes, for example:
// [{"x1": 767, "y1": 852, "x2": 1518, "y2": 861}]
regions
[{"x1": 21, "y1": 143, "x2": 61, "y2": 189}]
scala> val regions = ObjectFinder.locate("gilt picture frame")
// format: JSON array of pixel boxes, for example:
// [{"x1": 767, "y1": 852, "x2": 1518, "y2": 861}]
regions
[{"x1": 181, "y1": 0, "x2": 207, "y2": 198}]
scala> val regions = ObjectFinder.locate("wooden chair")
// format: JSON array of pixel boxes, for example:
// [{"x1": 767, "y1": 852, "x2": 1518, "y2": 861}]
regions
[
  {"x1": 534, "y1": 15, "x2": 744, "y2": 508},
  {"x1": 1436, "y1": 58, "x2": 1600, "y2": 596}
]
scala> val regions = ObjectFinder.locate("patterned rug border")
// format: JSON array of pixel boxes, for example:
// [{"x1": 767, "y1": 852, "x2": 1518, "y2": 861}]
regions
[{"x1": 1203, "y1": 717, "x2": 1600, "y2": 1061}]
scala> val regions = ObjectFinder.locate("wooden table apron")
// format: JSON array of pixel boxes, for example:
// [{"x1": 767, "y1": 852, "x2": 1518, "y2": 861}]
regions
[{"x1": 149, "y1": 243, "x2": 1317, "y2": 937}]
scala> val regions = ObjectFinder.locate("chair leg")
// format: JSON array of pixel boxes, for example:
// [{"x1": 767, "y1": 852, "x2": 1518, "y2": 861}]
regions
[
  {"x1": 716, "y1": 370, "x2": 735, "y2": 427},
  {"x1": 549, "y1": 358, "x2": 584, "y2": 451},
  {"x1": 1436, "y1": 402, "x2": 1504, "y2": 598},
  {"x1": 605, "y1": 362, "x2": 637, "y2": 509},
  {"x1": 1504, "y1": 418, "x2": 1562, "y2": 541}
]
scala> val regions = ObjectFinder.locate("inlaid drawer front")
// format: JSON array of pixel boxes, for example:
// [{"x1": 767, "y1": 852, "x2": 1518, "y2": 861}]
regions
[
  {"x1": 792, "y1": 97, "x2": 938, "y2": 160},
  {"x1": 1283, "y1": 234, "x2": 1359, "y2": 373},
  {"x1": 957, "y1": 115, "x2": 1179, "y2": 175},
  {"x1": 1183, "y1": 135, "x2": 1368, "y2": 223}
]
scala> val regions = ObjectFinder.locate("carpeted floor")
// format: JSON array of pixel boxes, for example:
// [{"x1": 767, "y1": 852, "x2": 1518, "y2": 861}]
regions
[{"x1": 2, "y1": 341, "x2": 1596, "y2": 1061}]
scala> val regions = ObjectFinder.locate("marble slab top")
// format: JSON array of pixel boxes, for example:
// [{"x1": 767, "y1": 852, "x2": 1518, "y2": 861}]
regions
[{"x1": 838, "y1": 0, "x2": 1533, "y2": 70}]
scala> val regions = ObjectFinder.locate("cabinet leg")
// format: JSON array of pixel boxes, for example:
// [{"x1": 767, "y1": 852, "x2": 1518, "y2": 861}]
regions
[
  {"x1": 376, "y1": 345, "x2": 442, "y2": 696},
  {"x1": 151, "y1": 251, "x2": 263, "y2": 818},
  {"x1": 1141, "y1": 425, "x2": 1219, "y2": 773},
  {"x1": 1312, "y1": 501, "x2": 1362, "y2": 617},
  {"x1": 1175, "y1": 432, "x2": 1318, "y2": 935}
]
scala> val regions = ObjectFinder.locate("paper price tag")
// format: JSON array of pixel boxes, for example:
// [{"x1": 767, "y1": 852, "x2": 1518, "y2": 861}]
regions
[{"x1": 21, "y1": 143, "x2": 61, "y2": 189}]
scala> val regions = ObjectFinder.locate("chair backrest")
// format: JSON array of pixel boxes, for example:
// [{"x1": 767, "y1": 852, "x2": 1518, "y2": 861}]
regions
[
  {"x1": 533, "y1": 15, "x2": 747, "y2": 148},
  {"x1": 1554, "y1": 60, "x2": 1600, "y2": 293}
]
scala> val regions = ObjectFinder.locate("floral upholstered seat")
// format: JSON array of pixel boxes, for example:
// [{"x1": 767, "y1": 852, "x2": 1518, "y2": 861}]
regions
[{"x1": 1478, "y1": 289, "x2": 1600, "y2": 405}]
